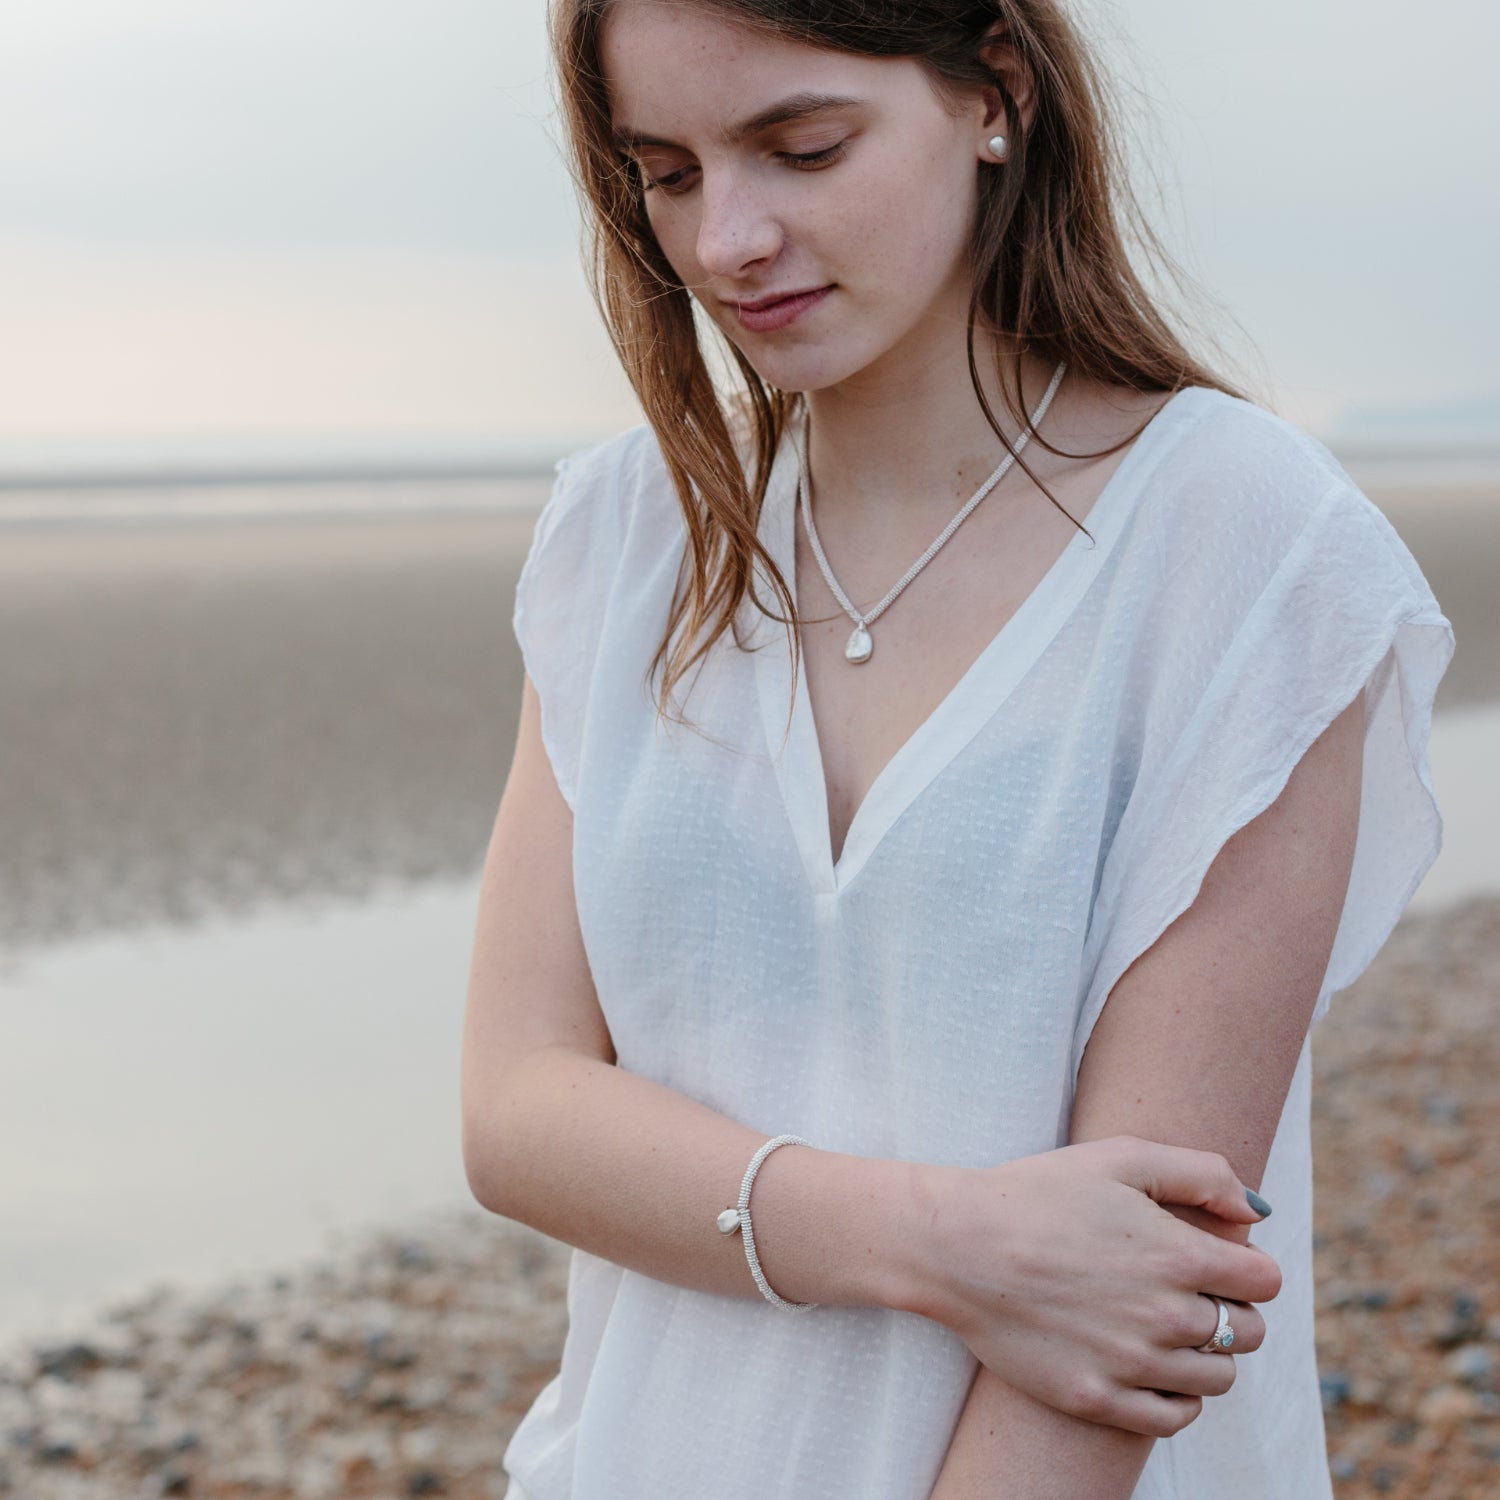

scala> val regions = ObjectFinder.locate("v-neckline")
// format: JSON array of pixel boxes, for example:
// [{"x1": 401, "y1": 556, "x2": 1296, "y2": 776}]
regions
[{"x1": 751, "y1": 385, "x2": 1208, "y2": 897}]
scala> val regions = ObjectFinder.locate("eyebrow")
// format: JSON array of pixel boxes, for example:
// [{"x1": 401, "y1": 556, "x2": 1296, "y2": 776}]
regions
[{"x1": 612, "y1": 91, "x2": 865, "y2": 152}]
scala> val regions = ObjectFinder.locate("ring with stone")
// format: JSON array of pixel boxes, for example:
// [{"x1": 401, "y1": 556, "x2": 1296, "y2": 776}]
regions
[{"x1": 1196, "y1": 1298, "x2": 1236, "y2": 1353}]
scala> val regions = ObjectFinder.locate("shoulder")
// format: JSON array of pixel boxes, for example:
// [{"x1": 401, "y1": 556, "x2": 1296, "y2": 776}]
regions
[
  {"x1": 1134, "y1": 386, "x2": 1399, "y2": 575},
  {"x1": 1128, "y1": 388, "x2": 1442, "y2": 633},
  {"x1": 538, "y1": 422, "x2": 683, "y2": 555},
  {"x1": 1152, "y1": 387, "x2": 1349, "y2": 516},
  {"x1": 550, "y1": 422, "x2": 671, "y2": 514}
]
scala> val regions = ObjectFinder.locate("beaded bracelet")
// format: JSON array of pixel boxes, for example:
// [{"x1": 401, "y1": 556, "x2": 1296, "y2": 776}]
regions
[{"x1": 715, "y1": 1134, "x2": 817, "y2": 1311}]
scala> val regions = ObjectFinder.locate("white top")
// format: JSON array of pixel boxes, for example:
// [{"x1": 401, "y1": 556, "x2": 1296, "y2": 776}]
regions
[{"x1": 500, "y1": 386, "x2": 1453, "y2": 1500}]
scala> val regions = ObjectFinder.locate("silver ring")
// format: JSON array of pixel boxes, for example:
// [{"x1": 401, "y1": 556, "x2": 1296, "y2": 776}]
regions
[{"x1": 1196, "y1": 1299, "x2": 1236, "y2": 1353}]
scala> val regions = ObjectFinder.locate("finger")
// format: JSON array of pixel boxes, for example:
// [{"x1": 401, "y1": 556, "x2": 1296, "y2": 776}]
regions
[
  {"x1": 1048, "y1": 1372, "x2": 1205, "y2": 1438},
  {"x1": 1143, "y1": 1350, "x2": 1238, "y2": 1399},
  {"x1": 1113, "y1": 1138, "x2": 1271, "y2": 1226},
  {"x1": 1196, "y1": 1240, "x2": 1283, "y2": 1305},
  {"x1": 1149, "y1": 1291, "x2": 1265, "y2": 1360},
  {"x1": 1167, "y1": 1201, "x2": 1251, "y2": 1246},
  {"x1": 1164, "y1": 1224, "x2": 1282, "y2": 1305},
  {"x1": 1096, "y1": 1388, "x2": 1205, "y2": 1440},
  {"x1": 1192, "y1": 1296, "x2": 1266, "y2": 1354}
]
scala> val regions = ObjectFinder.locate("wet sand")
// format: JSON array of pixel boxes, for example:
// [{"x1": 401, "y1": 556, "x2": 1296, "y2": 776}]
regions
[
  {"x1": 0, "y1": 476, "x2": 1493, "y2": 959},
  {"x1": 0, "y1": 506, "x2": 541, "y2": 958}
]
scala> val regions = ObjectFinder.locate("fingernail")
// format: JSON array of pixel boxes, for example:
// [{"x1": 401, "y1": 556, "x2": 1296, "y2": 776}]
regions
[{"x1": 1245, "y1": 1189, "x2": 1273, "y2": 1219}]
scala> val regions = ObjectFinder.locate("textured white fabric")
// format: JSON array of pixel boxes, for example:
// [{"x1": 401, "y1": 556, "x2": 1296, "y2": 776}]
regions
[{"x1": 501, "y1": 386, "x2": 1453, "y2": 1499}]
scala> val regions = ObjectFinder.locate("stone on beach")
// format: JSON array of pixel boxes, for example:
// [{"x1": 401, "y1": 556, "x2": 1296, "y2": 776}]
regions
[{"x1": 0, "y1": 1213, "x2": 571, "y2": 1499}]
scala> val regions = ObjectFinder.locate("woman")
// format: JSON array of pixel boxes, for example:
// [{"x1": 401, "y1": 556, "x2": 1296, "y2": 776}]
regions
[{"x1": 460, "y1": 0, "x2": 1453, "y2": 1494}]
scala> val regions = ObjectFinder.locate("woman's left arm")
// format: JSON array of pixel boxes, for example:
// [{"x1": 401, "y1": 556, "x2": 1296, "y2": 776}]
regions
[{"x1": 929, "y1": 688, "x2": 1367, "y2": 1499}]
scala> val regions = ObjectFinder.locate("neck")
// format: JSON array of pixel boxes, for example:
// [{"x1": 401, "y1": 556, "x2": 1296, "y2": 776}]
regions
[{"x1": 799, "y1": 325, "x2": 1068, "y2": 530}]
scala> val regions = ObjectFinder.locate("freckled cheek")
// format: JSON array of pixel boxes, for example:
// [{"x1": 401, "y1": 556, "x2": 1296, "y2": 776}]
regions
[
  {"x1": 896, "y1": 147, "x2": 978, "y2": 259},
  {"x1": 786, "y1": 162, "x2": 901, "y2": 276},
  {"x1": 817, "y1": 151, "x2": 974, "y2": 285},
  {"x1": 644, "y1": 203, "x2": 707, "y2": 283}
]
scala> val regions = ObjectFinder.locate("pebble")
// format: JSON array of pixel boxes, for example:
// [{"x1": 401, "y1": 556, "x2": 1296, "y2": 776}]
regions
[
  {"x1": 1313, "y1": 897, "x2": 1500, "y2": 1498},
  {"x1": 1432, "y1": 1291, "x2": 1486, "y2": 1350},
  {"x1": 1423, "y1": 1092, "x2": 1463, "y2": 1125},
  {"x1": 1415, "y1": 1385, "x2": 1480, "y2": 1428},
  {"x1": 1447, "y1": 1345, "x2": 1497, "y2": 1386},
  {"x1": 0, "y1": 1208, "x2": 570, "y2": 1500},
  {"x1": 1322, "y1": 1373, "x2": 1354, "y2": 1411}
]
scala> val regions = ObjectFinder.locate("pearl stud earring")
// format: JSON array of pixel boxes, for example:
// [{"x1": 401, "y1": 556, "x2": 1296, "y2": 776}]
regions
[{"x1": 987, "y1": 133, "x2": 1009, "y2": 162}]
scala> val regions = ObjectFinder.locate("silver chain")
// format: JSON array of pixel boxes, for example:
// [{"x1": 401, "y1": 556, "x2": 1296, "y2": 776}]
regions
[{"x1": 794, "y1": 359, "x2": 1068, "y2": 663}]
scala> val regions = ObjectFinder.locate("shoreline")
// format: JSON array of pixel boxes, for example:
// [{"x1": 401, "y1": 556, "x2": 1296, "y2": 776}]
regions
[{"x1": 2, "y1": 895, "x2": 1496, "y2": 1500}]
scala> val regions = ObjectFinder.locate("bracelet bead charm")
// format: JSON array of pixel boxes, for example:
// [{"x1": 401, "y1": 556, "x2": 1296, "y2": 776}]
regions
[{"x1": 716, "y1": 1134, "x2": 817, "y2": 1311}]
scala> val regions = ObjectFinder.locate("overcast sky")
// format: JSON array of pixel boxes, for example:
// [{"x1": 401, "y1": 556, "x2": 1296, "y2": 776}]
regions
[{"x1": 0, "y1": 0, "x2": 1494, "y2": 461}]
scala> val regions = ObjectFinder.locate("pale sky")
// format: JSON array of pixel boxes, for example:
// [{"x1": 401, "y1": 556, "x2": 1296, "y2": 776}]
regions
[{"x1": 0, "y1": 0, "x2": 1494, "y2": 464}]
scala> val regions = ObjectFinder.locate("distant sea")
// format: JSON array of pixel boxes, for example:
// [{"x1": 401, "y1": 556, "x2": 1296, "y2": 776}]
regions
[
  {"x1": 0, "y1": 430, "x2": 583, "y2": 529},
  {"x1": 0, "y1": 473, "x2": 556, "y2": 530},
  {"x1": 0, "y1": 439, "x2": 1497, "y2": 531},
  {"x1": 0, "y1": 429, "x2": 578, "y2": 528}
]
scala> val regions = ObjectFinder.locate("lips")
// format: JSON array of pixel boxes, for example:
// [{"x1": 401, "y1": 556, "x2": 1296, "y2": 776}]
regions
[
  {"x1": 734, "y1": 286, "x2": 824, "y2": 312},
  {"x1": 728, "y1": 285, "x2": 833, "y2": 333}
]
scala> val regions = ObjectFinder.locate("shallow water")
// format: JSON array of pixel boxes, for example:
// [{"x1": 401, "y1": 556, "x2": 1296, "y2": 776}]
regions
[
  {"x1": 1408, "y1": 701, "x2": 1500, "y2": 913},
  {"x1": 1, "y1": 702, "x2": 1496, "y2": 1349},
  {"x1": 0, "y1": 877, "x2": 483, "y2": 1349}
]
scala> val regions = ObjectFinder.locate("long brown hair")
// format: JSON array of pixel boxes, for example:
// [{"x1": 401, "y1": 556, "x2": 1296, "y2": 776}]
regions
[{"x1": 550, "y1": 0, "x2": 1254, "y2": 722}]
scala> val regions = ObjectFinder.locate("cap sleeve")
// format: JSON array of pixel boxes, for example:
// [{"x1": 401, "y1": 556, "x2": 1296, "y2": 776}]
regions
[
  {"x1": 512, "y1": 445, "x2": 624, "y2": 812},
  {"x1": 1070, "y1": 479, "x2": 1454, "y2": 1084}
]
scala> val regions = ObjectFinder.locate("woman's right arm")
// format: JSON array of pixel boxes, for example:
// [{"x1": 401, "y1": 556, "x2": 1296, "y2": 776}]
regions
[
  {"x1": 460, "y1": 676, "x2": 1280, "y2": 1433},
  {"x1": 460, "y1": 676, "x2": 924, "y2": 1312}
]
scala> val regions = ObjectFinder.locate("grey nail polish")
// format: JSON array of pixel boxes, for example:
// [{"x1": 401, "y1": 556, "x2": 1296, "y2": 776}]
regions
[{"x1": 1246, "y1": 1188, "x2": 1273, "y2": 1219}]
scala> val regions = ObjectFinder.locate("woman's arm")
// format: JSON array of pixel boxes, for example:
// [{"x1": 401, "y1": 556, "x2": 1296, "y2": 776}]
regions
[
  {"x1": 463, "y1": 676, "x2": 1279, "y2": 1425},
  {"x1": 460, "y1": 676, "x2": 925, "y2": 1314},
  {"x1": 928, "y1": 688, "x2": 1367, "y2": 1498}
]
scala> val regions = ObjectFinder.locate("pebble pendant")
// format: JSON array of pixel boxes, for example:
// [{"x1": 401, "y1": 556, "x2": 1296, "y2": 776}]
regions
[{"x1": 844, "y1": 623, "x2": 873, "y2": 664}]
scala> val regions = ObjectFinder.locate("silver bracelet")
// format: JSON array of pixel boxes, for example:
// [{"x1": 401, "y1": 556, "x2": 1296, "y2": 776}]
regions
[{"x1": 715, "y1": 1134, "x2": 817, "y2": 1311}]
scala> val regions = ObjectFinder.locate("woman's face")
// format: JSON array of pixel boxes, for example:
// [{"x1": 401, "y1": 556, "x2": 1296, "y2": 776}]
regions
[{"x1": 599, "y1": 0, "x2": 994, "y2": 395}]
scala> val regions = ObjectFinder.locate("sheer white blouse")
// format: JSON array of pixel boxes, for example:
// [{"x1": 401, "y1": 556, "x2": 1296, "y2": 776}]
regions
[{"x1": 499, "y1": 386, "x2": 1453, "y2": 1499}]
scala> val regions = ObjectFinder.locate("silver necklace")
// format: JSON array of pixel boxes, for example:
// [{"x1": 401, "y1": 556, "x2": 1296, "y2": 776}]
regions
[{"x1": 795, "y1": 358, "x2": 1068, "y2": 665}]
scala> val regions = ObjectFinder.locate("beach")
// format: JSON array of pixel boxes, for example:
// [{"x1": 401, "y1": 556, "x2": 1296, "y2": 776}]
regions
[
  {"x1": 0, "y1": 500, "x2": 544, "y2": 960},
  {"x1": 1, "y1": 472, "x2": 1497, "y2": 1498}
]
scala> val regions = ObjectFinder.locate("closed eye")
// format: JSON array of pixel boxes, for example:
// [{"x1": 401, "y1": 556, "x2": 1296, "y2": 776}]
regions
[
  {"x1": 642, "y1": 164, "x2": 695, "y2": 193},
  {"x1": 776, "y1": 141, "x2": 847, "y2": 170},
  {"x1": 640, "y1": 139, "x2": 850, "y2": 194}
]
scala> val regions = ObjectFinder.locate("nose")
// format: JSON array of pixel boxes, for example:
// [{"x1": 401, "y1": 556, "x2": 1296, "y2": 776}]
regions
[{"x1": 694, "y1": 168, "x2": 782, "y2": 278}]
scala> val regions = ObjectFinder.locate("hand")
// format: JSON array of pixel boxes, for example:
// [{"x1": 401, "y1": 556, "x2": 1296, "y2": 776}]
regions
[{"x1": 904, "y1": 1136, "x2": 1282, "y2": 1437}]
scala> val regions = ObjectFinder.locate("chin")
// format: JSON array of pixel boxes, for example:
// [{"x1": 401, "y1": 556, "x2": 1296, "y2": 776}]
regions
[
  {"x1": 719, "y1": 341, "x2": 877, "y2": 398},
  {"x1": 697, "y1": 300, "x2": 877, "y2": 396}
]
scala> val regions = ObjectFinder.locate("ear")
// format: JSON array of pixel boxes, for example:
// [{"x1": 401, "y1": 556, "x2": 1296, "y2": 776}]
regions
[{"x1": 973, "y1": 22, "x2": 1038, "y2": 159}]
